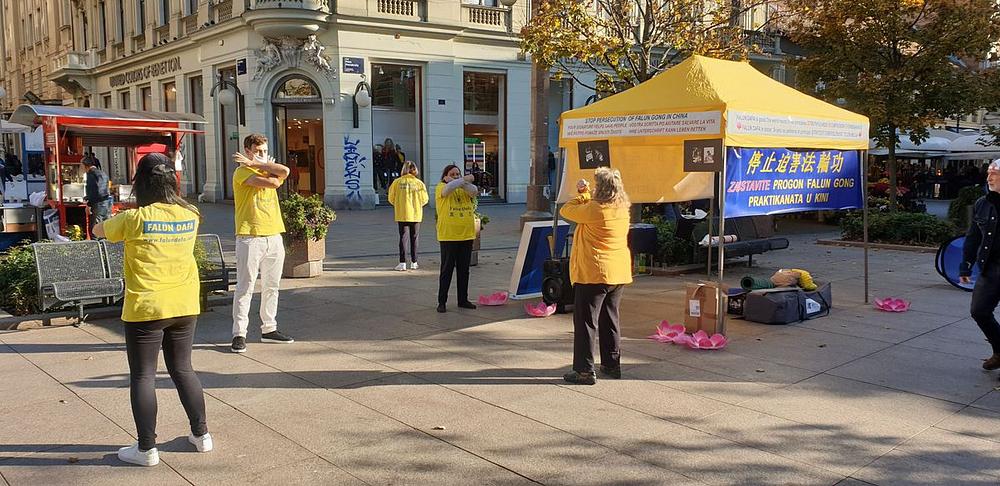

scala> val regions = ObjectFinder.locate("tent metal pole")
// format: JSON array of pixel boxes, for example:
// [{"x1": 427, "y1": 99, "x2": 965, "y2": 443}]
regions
[
  {"x1": 862, "y1": 149, "x2": 870, "y2": 304},
  {"x1": 717, "y1": 152, "x2": 727, "y2": 335},
  {"x1": 707, "y1": 181, "x2": 714, "y2": 276},
  {"x1": 551, "y1": 148, "x2": 565, "y2": 258}
]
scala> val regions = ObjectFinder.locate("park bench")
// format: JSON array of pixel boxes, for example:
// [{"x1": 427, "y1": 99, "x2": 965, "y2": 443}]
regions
[
  {"x1": 33, "y1": 241, "x2": 124, "y2": 326},
  {"x1": 692, "y1": 215, "x2": 790, "y2": 267},
  {"x1": 101, "y1": 233, "x2": 230, "y2": 311}
]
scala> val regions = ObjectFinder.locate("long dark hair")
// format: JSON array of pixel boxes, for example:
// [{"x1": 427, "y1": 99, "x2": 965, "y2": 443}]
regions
[
  {"x1": 132, "y1": 153, "x2": 200, "y2": 217},
  {"x1": 440, "y1": 164, "x2": 460, "y2": 183}
]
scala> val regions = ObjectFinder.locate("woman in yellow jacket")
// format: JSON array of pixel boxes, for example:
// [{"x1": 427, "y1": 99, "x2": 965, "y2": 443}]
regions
[
  {"x1": 388, "y1": 160, "x2": 429, "y2": 271},
  {"x1": 559, "y1": 167, "x2": 633, "y2": 385},
  {"x1": 435, "y1": 163, "x2": 479, "y2": 313}
]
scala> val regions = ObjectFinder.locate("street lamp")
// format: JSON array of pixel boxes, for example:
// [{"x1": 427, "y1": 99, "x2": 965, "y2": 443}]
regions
[
  {"x1": 209, "y1": 73, "x2": 244, "y2": 126},
  {"x1": 499, "y1": 0, "x2": 517, "y2": 6},
  {"x1": 352, "y1": 75, "x2": 371, "y2": 129}
]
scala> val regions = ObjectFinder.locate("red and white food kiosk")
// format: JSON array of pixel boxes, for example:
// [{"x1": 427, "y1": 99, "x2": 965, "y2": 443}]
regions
[{"x1": 9, "y1": 105, "x2": 205, "y2": 239}]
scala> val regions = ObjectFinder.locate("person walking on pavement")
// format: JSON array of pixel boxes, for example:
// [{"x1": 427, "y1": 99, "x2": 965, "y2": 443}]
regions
[
  {"x1": 435, "y1": 164, "x2": 478, "y2": 313},
  {"x1": 83, "y1": 156, "x2": 113, "y2": 238},
  {"x1": 388, "y1": 160, "x2": 429, "y2": 271},
  {"x1": 960, "y1": 159, "x2": 1000, "y2": 376},
  {"x1": 231, "y1": 133, "x2": 294, "y2": 353},
  {"x1": 94, "y1": 153, "x2": 212, "y2": 466},
  {"x1": 560, "y1": 167, "x2": 633, "y2": 385}
]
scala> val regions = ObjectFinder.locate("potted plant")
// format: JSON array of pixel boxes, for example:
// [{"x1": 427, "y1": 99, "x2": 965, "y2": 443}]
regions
[
  {"x1": 471, "y1": 209, "x2": 489, "y2": 266},
  {"x1": 280, "y1": 193, "x2": 336, "y2": 278}
]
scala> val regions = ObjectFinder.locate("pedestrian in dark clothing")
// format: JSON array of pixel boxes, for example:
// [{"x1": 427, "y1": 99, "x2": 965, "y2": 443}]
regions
[
  {"x1": 960, "y1": 159, "x2": 1000, "y2": 375},
  {"x1": 83, "y1": 157, "x2": 113, "y2": 237}
]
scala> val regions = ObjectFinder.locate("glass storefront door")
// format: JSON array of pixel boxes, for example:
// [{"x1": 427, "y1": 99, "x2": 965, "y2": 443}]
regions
[
  {"x1": 370, "y1": 63, "x2": 422, "y2": 203},
  {"x1": 463, "y1": 71, "x2": 506, "y2": 200},
  {"x1": 272, "y1": 76, "x2": 325, "y2": 196}
]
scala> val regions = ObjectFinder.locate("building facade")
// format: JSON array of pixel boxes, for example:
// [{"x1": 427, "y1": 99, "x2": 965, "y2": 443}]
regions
[{"x1": 0, "y1": 0, "x2": 789, "y2": 208}]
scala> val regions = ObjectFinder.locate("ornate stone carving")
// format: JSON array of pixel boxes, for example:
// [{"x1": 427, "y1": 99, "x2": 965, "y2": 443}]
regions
[{"x1": 253, "y1": 35, "x2": 336, "y2": 81}]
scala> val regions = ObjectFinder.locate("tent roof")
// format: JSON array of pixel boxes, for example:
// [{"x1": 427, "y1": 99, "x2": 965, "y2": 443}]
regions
[
  {"x1": 0, "y1": 119, "x2": 31, "y2": 134},
  {"x1": 560, "y1": 55, "x2": 869, "y2": 150}
]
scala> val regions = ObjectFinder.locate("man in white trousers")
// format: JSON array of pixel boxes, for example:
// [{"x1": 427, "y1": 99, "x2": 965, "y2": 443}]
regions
[{"x1": 231, "y1": 133, "x2": 294, "y2": 353}]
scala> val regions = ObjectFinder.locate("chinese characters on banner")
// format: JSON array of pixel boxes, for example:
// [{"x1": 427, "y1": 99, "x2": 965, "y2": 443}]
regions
[{"x1": 724, "y1": 148, "x2": 862, "y2": 218}]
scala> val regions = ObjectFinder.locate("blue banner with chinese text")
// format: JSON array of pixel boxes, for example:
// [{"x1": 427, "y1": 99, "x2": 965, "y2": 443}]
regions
[{"x1": 724, "y1": 148, "x2": 862, "y2": 218}]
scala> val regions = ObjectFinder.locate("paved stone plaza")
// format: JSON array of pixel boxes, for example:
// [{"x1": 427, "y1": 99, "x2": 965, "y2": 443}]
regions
[{"x1": 1, "y1": 205, "x2": 998, "y2": 485}]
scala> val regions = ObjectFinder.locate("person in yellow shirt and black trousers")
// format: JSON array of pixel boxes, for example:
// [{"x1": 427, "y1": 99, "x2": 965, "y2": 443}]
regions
[
  {"x1": 388, "y1": 160, "x2": 429, "y2": 271},
  {"x1": 94, "y1": 153, "x2": 212, "y2": 466},
  {"x1": 436, "y1": 164, "x2": 479, "y2": 313},
  {"x1": 231, "y1": 134, "x2": 294, "y2": 353},
  {"x1": 559, "y1": 167, "x2": 633, "y2": 385}
]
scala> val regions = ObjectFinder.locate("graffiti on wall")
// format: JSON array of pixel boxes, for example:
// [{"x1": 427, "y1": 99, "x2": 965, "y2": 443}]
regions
[{"x1": 343, "y1": 136, "x2": 367, "y2": 201}]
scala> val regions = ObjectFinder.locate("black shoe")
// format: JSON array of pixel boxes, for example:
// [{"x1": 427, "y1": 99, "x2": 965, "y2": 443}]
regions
[
  {"x1": 599, "y1": 365, "x2": 622, "y2": 379},
  {"x1": 231, "y1": 336, "x2": 246, "y2": 354},
  {"x1": 563, "y1": 371, "x2": 597, "y2": 385},
  {"x1": 437, "y1": 304, "x2": 446, "y2": 313},
  {"x1": 457, "y1": 301, "x2": 477, "y2": 310},
  {"x1": 984, "y1": 354, "x2": 1000, "y2": 370},
  {"x1": 261, "y1": 331, "x2": 294, "y2": 344}
]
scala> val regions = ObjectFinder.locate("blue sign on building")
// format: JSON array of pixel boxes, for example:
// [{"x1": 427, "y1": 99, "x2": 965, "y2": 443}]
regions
[
  {"x1": 724, "y1": 147, "x2": 863, "y2": 218},
  {"x1": 342, "y1": 57, "x2": 365, "y2": 74}
]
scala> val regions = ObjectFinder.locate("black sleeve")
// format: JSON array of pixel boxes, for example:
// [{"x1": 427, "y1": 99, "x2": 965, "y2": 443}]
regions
[{"x1": 961, "y1": 198, "x2": 984, "y2": 277}]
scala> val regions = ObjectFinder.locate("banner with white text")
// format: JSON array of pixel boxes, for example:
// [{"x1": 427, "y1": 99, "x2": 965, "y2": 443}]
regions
[{"x1": 724, "y1": 148, "x2": 862, "y2": 218}]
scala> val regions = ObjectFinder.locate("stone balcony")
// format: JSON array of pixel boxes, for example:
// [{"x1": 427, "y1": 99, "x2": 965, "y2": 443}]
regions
[
  {"x1": 462, "y1": 4, "x2": 511, "y2": 32},
  {"x1": 50, "y1": 51, "x2": 97, "y2": 97},
  {"x1": 244, "y1": 0, "x2": 333, "y2": 37}
]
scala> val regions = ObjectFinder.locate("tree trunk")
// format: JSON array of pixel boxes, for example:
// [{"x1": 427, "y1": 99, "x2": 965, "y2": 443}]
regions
[
  {"x1": 887, "y1": 126, "x2": 898, "y2": 208},
  {"x1": 520, "y1": 0, "x2": 554, "y2": 229}
]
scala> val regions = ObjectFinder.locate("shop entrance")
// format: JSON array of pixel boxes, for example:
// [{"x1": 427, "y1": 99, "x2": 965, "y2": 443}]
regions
[{"x1": 272, "y1": 76, "x2": 325, "y2": 196}]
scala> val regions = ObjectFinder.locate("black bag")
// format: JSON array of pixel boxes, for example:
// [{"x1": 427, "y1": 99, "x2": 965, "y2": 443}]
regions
[{"x1": 744, "y1": 283, "x2": 832, "y2": 325}]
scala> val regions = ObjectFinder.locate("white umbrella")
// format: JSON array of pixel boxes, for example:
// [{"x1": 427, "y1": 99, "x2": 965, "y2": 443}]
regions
[{"x1": 944, "y1": 135, "x2": 1000, "y2": 160}]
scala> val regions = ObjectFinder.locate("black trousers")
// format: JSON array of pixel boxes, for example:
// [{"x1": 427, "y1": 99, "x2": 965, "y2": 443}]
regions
[
  {"x1": 970, "y1": 264, "x2": 1000, "y2": 355},
  {"x1": 438, "y1": 240, "x2": 473, "y2": 305},
  {"x1": 573, "y1": 283, "x2": 624, "y2": 373},
  {"x1": 124, "y1": 316, "x2": 208, "y2": 451},
  {"x1": 398, "y1": 222, "x2": 420, "y2": 263}
]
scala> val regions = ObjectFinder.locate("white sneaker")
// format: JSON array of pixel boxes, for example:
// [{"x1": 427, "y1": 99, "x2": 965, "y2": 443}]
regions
[
  {"x1": 410, "y1": 262, "x2": 419, "y2": 270},
  {"x1": 118, "y1": 443, "x2": 159, "y2": 466},
  {"x1": 188, "y1": 433, "x2": 213, "y2": 452},
  {"x1": 394, "y1": 263, "x2": 407, "y2": 271}
]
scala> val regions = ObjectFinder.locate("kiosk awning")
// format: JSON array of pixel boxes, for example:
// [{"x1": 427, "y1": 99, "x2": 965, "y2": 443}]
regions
[{"x1": 9, "y1": 105, "x2": 206, "y2": 126}]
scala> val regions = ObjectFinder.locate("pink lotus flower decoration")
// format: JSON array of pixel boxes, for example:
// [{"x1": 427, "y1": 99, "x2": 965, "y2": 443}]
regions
[
  {"x1": 525, "y1": 302, "x2": 557, "y2": 317},
  {"x1": 874, "y1": 297, "x2": 910, "y2": 312},
  {"x1": 478, "y1": 291, "x2": 509, "y2": 306},
  {"x1": 647, "y1": 321, "x2": 688, "y2": 344},
  {"x1": 684, "y1": 330, "x2": 728, "y2": 350}
]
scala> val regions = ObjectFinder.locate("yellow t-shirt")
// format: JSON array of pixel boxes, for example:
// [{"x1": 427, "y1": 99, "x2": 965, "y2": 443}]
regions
[
  {"x1": 435, "y1": 182, "x2": 476, "y2": 241},
  {"x1": 103, "y1": 203, "x2": 201, "y2": 322},
  {"x1": 388, "y1": 174, "x2": 429, "y2": 223},
  {"x1": 234, "y1": 166, "x2": 286, "y2": 236}
]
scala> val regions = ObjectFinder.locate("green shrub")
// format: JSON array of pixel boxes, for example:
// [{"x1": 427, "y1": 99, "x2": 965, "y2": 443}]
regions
[
  {"x1": 948, "y1": 185, "x2": 983, "y2": 228},
  {"x1": 0, "y1": 242, "x2": 40, "y2": 315},
  {"x1": 840, "y1": 211, "x2": 958, "y2": 246},
  {"x1": 280, "y1": 193, "x2": 337, "y2": 242},
  {"x1": 642, "y1": 214, "x2": 694, "y2": 266}
]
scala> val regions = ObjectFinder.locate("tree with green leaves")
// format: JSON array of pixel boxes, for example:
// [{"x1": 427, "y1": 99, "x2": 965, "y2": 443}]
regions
[
  {"x1": 520, "y1": 0, "x2": 774, "y2": 94},
  {"x1": 784, "y1": 0, "x2": 1000, "y2": 205}
]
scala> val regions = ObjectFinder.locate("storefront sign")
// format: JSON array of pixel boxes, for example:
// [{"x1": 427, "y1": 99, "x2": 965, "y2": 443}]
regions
[
  {"x1": 724, "y1": 147, "x2": 862, "y2": 217},
  {"x1": 727, "y1": 111, "x2": 868, "y2": 142},
  {"x1": 561, "y1": 111, "x2": 722, "y2": 139},
  {"x1": 109, "y1": 57, "x2": 183, "y2": 87},
  {"x1": 343, "y1": 57, "x2": 364, "y2": 74}
]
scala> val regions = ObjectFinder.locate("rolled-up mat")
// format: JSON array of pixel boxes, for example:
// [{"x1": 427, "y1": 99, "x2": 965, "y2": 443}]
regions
[{"x1": 741, "y1": 275, "x2": 775, "y2": 291}]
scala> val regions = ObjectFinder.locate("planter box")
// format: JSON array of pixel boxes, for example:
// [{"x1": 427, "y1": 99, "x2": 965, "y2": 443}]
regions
[
  {"x1": 471, "y1": 218, "x2": 482, "y2": 266},
  {"x1": 283, "y1": 237, "x2": 325, "y2": 278}
]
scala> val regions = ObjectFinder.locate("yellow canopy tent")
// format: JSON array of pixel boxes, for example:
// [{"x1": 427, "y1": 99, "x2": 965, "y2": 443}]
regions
[{"x1": 556, "y1": 55, "x2": 870, "y2": 203}]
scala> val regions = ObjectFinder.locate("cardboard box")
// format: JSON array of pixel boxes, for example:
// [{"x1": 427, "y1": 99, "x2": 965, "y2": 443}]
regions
[
  {"x1": 4, "y1": 222, "x2": 36, "y2": 233},
  {"x1": 685, "y1": 281, "x2": 725, "y2": 334}
]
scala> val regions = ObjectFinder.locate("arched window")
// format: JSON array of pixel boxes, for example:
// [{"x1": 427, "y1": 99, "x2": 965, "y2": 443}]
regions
[{"x1": 273, "y1": 76, "x2": 321, "y2": 102}]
